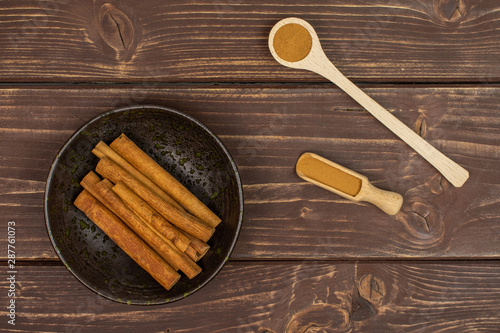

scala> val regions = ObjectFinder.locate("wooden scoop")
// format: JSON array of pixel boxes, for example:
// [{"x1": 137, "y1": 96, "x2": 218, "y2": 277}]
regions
[
  {"x1": 269, "y1": 17, "x2": 469, "y2": 187},
  {"x1": 296, "y1": 153, "x2": 403, "y2": 215}
]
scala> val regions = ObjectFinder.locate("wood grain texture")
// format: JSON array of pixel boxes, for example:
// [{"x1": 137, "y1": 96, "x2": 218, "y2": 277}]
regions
[
  {"x1": 0, "y1": 0, "x2": 500, "y2": 82},
  {"x1": 1, "y1": 261, "x2": 499, "y2": 332},
  {"x1": 0, "y1": 85, "x2": 499, "y2": 260}
]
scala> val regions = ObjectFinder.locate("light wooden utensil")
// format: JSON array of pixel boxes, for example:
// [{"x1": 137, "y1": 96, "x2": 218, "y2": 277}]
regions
[
  {"x1": 269, "y1": 17, "x2": 469, "y2": 187},
  {"x1": 296, "y1": 153, "x2": 403, "y2": 215}
]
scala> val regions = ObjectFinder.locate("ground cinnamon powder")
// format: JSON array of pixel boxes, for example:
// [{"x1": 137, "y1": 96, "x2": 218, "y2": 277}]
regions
[
  {"x1": 273, "y1": 23, "x2": 312, "y2": 62},
  {"x1": 297, "y1": 155, "x2": 362, "y2": 197}
]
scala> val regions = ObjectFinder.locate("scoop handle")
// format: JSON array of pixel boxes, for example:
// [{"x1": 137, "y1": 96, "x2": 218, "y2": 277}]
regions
[
  {"x1": 359, "y1": 182, "x2": 403, "y2": 216},
  {"x1": 303, "y1": 53, "x2": 469, "y2": 187}
]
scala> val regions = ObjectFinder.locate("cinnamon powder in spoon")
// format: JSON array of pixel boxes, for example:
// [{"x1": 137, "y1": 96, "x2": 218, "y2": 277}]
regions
[
  {"x1": 273, "y1": 23, "x2": 312, "y2": 62},
  {"x1": 296, "y1": 154, "x2": 362, "y2": 197}
]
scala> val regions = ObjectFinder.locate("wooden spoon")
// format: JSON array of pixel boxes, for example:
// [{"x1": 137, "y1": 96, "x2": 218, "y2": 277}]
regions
[{"x1": 269, "y1": 17, "x2": 469, "y2": 187}]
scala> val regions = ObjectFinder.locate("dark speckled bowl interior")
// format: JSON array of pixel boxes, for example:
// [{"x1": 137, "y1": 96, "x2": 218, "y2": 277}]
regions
[{"x1": 44, "y1": 105, "x2": 243, "y2": 305}]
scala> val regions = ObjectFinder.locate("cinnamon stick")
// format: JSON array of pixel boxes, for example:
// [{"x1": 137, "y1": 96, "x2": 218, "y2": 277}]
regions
[
  {"x1": 81, "y1": 175, "x2": 177, "y2": 270},
  {"x1": 83, "y1": 173, "x2": 204, "y2": 264},
  {"x1": 110, "y1": 133, "x2": 222, "y2": 227},
  {"x1": 92, "y1": 141, "x2": 186, "y2": 212},
  {"x1": 184, "y1": 244, "x2": 199, "y2": 262},
  {"x1": 74, "y1": 190, "x2": 180, "y2": 290},
  {"x1": 81, "y1": 175, "x2": 202, "y2": 278},
  {"x1": 95, "y1": 157, "x2": 214, "y2": 242},
  {"x1": 80, "y1": 171, "x2": 108, "y2": 203},
  {"x1": 112, "y1": 181, "x2": 190, "y2": 252},
  {"x1": 94, "y1": 179, "x2": 201, "y2": 278},
  {"x1": 101, "y1": 177, "x2": 114, "y2": 189},
  {"x1": 135, "y1": 214, "x2": 202, "y2": 279},
  {"x1": 111, "y1": 179, "x2": 208, "y2": 261},
  {"x1": 180, "y1": 229, "x2": 210, "y2": 259},
  {"x1": 111, "y1": 178, "x2": 207, "y2": 261}
]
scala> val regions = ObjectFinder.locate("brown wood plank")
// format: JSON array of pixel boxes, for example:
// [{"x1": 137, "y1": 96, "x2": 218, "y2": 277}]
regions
[
  {"x1": 0, "y1": 0, "x2": 500, "y2": 83},
  {"x1": 0, "y1": 85, "x2": 499, "y2": 260},
  {"x1": 1, "y1": 261, "x2": 499, "y2": 331}
]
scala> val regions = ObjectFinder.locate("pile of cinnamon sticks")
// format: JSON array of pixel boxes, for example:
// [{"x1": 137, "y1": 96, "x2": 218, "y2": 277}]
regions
[{"x1": 74, "y1": 133, "x2": 222, "y2": 290}]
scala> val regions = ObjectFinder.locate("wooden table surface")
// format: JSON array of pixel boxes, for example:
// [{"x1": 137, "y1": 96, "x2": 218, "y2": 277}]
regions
[{"x1": 1, "y1": 1, "x2": 500, "y2": 332}]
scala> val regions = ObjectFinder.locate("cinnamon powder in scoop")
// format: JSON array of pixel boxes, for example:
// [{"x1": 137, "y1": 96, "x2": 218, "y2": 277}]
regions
[
  {"x1": 273, "y1": 23, "x2": 312, "y2": 62},
  {"x1": 296, "y1": 155, "x2": 362, "y2": 197}
]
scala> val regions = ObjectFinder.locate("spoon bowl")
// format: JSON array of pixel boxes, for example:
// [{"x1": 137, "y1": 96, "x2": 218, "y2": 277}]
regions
[
  {"x1": 269, "y1": 18, "x2": 469, "y2": 187},
  {"x1": 268, "y1": 17, "x2": 325, "y2": 69}
]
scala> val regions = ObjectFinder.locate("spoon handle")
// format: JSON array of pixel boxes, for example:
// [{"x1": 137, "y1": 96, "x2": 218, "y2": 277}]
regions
[
  {"x1": 359, "y1": 182, "x2": 403, "y2": 216},
  {"x1": 309, "y1": 57, "x2": 469, "y2": 187}
]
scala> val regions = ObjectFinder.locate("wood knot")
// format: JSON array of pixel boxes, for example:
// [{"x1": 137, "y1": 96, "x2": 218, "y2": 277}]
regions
[
  {"x1": 300, "y1": 207, "x2": 311, "y2": 218},
  {"x1": 357, "y1": 274, "x2": 385, "y2": 305},
  {"x1": 350, "y1": 297, "x2": 376, "y2": 322},
  {"x1": 398, "y1": 199, "x2": 445, "y2": 246},
  {"x1": 96, "y1": 3, "x2": 137, "y2": 61},
  {"x1": 429, "y1": 174, "x2": 448, "y2": 195},
  {"x1": 257, "y1": 329, "x2": 275, "y2": 333},
  {"x1": 286, "y1": 304, "x2": 350, "y2": 333},
  {"x1": 434, "y1": 0, "x2": 467, "y2": 24},
  {"x1": 414, "y1": 114, "x2": 428, "y2": 139},
  {"x1": 406, "y1": 201, "x2": 437, "y2": 238}
]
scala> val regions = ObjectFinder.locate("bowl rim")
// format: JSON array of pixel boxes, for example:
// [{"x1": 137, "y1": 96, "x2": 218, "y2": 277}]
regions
[{"x1": 44, "y1": 104, "x2": 244, "y2": 305}]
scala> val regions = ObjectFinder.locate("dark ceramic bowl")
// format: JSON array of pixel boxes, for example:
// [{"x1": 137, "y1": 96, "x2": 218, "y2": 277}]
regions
[{"x1": 44, "y1": 105, "x2": 243, "y2": 305}]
